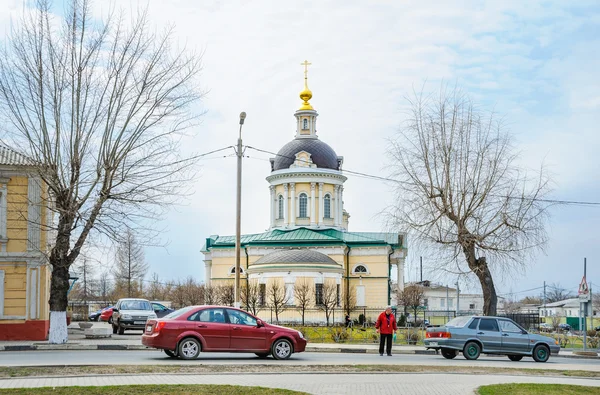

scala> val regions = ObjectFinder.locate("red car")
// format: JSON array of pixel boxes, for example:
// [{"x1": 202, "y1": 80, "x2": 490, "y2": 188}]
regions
[
  {"x1": 142, "y1": 305, "x2": 307, "y2": 360},
  {"x1": 99, "y1": 306, "x2": 115, "y2": 324}
]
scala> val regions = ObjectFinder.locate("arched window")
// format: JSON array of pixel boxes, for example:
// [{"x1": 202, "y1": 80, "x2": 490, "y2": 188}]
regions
[
  {"x1": 229, "y1": 266, "x2": 245, "y2": 275},
  {"x1": 278, "y1": 195, "x2": 284, "y2": 219},
  {"x1": 352, "y1": 264, "x2": 369, "y2": 274},
  {"x1": 324, "y1": 194, "x2": 331, "y2": 218},
  {"x1": 299, "y1": 193, "x2": 308, "y2": 217},
  {"x1": 303, "y1": 119, "x2": 308, "y2": 129}
]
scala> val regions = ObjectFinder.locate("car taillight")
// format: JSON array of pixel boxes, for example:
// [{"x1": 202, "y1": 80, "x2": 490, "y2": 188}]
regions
[
  {"x1": 426, "y1": 331, "x2": 451, "y2": 338},
  {"x1": 154, "y1": 321, "x2": 166, "y2": 333}
]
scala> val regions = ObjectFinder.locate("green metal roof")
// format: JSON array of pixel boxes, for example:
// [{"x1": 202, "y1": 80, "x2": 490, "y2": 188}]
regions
[{"x1": 202, "y1": 227, "x2": 403, "y2": 251}]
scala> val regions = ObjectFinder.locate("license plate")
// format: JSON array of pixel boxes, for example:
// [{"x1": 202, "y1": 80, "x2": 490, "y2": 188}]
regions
[
  {"x1": 134, "y1": 321, "x2": 146, "y2": 325},
  {"x1": 429, "y1": 341, "x2": 438, "y2": 346},
  {"x1": 145, "y1": 325, "x2": 152, "y2": 333}
]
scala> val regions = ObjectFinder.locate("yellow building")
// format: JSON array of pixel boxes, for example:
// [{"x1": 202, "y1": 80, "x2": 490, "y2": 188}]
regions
[
  {"x1": 0, "y1": 145, "x2": 51, "y2": 340},
  {"x1": 202, "y1": 65, "x2": 407, "y2": 322}
]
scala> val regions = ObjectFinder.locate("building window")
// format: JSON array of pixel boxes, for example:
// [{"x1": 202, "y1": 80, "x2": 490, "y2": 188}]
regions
[
  {"x1": 298, "y1": 193, "x2": 308, "y2": 217},
  {"x1": 229, "y1": 266, "x2": 244, "y2": 276},
  {"x1": 469, "y1": 303, "x2": 475, "y2": 310},
  {"x1": 448, "y1": 298, "x2": 453, "y2": 308},
  {"x1": 278, "y1": 195, "x2": 284, "y2": 219},
  {"x1": 441, "y1": 298, "x2": 445, "y2": 308},
  {"x1": 352, "y1": 264, "x2": 368, "y2": 275},
  {"x1": 324, "y1": 194, "x2": 331, "y2": 218},
  {"x1": 303, "y1": 119, "x2": 308, "y2": 129},
  {"x1": 315, "y1": 283, "x2": 323, "y2": 305},
  {"x1": 259, "y1": 284, "x2": 266, "y2": 306}
]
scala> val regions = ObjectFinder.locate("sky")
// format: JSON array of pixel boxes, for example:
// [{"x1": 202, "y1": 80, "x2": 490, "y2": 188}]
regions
[{"x1": 1, "y1": 0, "x2": 599, "y2": 300}]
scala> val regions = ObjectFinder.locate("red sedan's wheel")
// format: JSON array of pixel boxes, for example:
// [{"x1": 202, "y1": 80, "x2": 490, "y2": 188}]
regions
[
  {"x1": 272, "y1": 339, "x2": 293, "y2": 360},
  {"x1": 178, "y1": 337, "x2": 201, "y2": 360},
  {"x1": 108, "y1": 316, "x2": 113, "y2": 325}
]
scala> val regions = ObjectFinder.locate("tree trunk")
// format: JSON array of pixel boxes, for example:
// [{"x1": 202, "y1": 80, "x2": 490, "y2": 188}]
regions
[
  {"x1": 48, "y1": 265, "x2": 70, "y2": 343},
  {"x1": 463, "y1": 241, "x2": 498, "y2": 316}
]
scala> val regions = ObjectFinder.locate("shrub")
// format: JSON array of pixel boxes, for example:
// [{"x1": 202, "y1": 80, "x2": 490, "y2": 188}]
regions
[
  {"x1": 329, "y1": 327, "x2": 350, "y2": 343},
  {"x1": 588, "y1": 336, "x2": 599, "y2": 349},
  {"x1": 586, "y1": 330, "x2": 598, "y2": 338},
  {"x1": 397, "y1": 314, "x2": 407, "y2": 327},
  {"x1": 404, "y1": 331, "x2": 420, "y2": 344}
]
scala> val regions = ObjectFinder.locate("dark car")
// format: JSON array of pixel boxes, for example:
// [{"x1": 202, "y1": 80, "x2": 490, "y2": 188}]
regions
[
  {"x1": 424, "y1": 316, "x2": 560, "y2": 363},
  {"x1": 88, "y1": 308, "x2": 105, "y2": 322},
  {"x1": 152, "y1": 302, "x2": 175, "y2": 318},
  {"x1": 142, "y1": 305, "x2": 307, "y2": 360},
  {"x1": 558, "y1": 323, "x2": 572, "y2": 331}
]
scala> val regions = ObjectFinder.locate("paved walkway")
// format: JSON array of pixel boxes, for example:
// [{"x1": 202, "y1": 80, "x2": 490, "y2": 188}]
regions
[{"x1": 0, "y1": 372, "x2": 599, "y2": 394}]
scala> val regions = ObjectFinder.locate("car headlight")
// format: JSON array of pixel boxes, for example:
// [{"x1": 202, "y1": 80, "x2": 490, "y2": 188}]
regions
[
  {"x1": 297, "y1": 330, "x2": 304, "y2": 339},
  {"x1": 122, "y1": 314, "x2": 132, "y2": 320}
]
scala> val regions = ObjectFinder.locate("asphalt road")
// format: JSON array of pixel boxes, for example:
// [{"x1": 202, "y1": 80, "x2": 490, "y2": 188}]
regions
[{"x1": 1, "y1": 350, "x2": 599, "y2": 371}]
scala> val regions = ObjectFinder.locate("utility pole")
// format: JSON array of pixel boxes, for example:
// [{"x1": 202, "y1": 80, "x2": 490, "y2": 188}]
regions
[
  {"x1": 234, "y1": 111, "x2": 247, "y2": 308},
  {"x1": 456, "y1": 280, "x2": 460, "y2": 315},
  {"x1": 420, "y1": 256, "x2": 423, "y2": 283},
  {"x1": 543, "y1": 281, "x2": 546, "y2": 318},
  {"x1": 446, "y1": 284, "x2": 449, "y2": 321},
  {"x1": 583, "y1": 258, "x2": 587, "y2": 351}
]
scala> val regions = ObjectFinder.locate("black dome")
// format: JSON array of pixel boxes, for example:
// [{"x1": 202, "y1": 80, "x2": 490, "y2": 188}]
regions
[{"x1": 273, "y1": 138, "x2": 339, "y2": 171}]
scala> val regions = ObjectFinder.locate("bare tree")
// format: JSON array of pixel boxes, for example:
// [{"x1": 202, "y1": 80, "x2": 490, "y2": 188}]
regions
[
  {"x1": 267, "y1": 281, "x2": 288, "y2": 324},
  {"x1": 98, "y1": 271, "x2": 113, "y2": 304},
  {"x1": 147, "y1": 273, "x2": 164, "y2": 301},
  {"x1": 386, "y1": 85, "x2": 551, "y2": 316},
  {"x1": 241, "y1": 280, "x2": 263, "y2": 316},
  {"x1": 397, "y1": 285, "x2": 425, "y2": 324},
  {"x1": 0, "y1": 0, "x2": 203, "y2": 342},
  {"x1": 204, "y1": 284, "x2": 218, "y2": 305},
  {"x1": 217, "y1": 284, "x2": 235, "y2": 306},
  {"x1": 183, "y1": 277, "x2": 205, "y2": 306},
  {"x1": 343, "y1": 285, "x2": 357, "y2": 316},
  {"x1": 318, "y1": 281, "x2": 339, "y2": 327},
  {"x1": 113, "y1": 230, "x2": 149, "y2": 298},
  {"x1": 520, "y1": 296, "x2": 542, "y2": 305},
  {"x1": 70, "y1": 256, "x2": 97, "y2": 302},
  {"x1": 170, "y1": 279, "x2": 187, "y2": 309},
  {"x1": 294, "y1": 279, "x2": 313, "y2": 326},
  {"x1": 546, "y1": 283, "x2": 574, "y2": 303}
]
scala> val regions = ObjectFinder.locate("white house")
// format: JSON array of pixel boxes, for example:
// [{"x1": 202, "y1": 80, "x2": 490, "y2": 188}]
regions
[{"x1": 539, "y1": 298, "x2": 594, "y2": 318}]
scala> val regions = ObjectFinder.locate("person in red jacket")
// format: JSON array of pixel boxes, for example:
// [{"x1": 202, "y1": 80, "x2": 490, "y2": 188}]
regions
[{"x1": 375, "y1": 306, "x2": 397, "y2": 356}]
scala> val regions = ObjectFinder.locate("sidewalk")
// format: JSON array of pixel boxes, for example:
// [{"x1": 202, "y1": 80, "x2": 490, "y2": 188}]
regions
[{"x1": 0, "y1": 323, "x2": 595, "y2": 359}]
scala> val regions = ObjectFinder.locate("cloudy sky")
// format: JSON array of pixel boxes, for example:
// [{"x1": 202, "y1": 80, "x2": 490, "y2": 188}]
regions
[{"x1": 2, "y1": 0, "x2": 599, "y2": 300}]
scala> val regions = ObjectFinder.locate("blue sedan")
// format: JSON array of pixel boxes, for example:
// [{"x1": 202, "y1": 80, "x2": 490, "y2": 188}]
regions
[{"x1": 424, "y1": 315, "x2": 560, "y2": 362}]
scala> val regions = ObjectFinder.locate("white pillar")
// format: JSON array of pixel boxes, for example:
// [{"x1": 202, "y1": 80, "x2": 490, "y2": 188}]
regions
[
  {"x1": 283, "y1": 183, "x2": 289, "y2": 227},
  {"x1": 333, "y1": 185, "x2": 340, "y2": 226},
  {"x1": 318, "y1": 183, "x2": 324, "y2": 226},
  {"x1": 396, "y1": 259, "x2": 405, "y2": 292},
  {"x1": 269, "y1": 186, "x2": 275, "y2": 228},
  {"x1": 204, "y1": 260, "x2": 212, "y2": 286},
  {"x1": 310, "y1": 182, "x2": 316, "y2": 226},
  {"x1": 339, "y1": 186, "x2": 344, "y2": 227},
  {"x1": 290, "y1": 183, "x2": 296, "y2": 227}
]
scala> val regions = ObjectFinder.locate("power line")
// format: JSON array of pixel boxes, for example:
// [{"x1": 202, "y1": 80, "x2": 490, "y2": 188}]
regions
[{"x1": 244, "y1": 145, "x2": 600, "y2": 207}]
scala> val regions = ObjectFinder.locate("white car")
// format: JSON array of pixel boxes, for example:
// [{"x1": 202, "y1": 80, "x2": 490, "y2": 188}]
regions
[{"x1": 112, "y1": 298, "x2": 157, "y2": 334}]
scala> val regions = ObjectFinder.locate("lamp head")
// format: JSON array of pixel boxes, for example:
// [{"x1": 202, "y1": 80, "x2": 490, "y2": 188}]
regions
[{"x1": 239, "y1": 112, "x2": 247, "y2": 125}]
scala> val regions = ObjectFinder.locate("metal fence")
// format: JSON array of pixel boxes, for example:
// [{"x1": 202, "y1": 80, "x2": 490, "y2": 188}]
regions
[{"x1": 252, "y1": 306, "x2": 392, "y2": 326}]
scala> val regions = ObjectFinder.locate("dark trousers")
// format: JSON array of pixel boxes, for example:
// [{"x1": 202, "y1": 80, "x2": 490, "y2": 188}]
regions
[{"x1": 379, "y1": 333, "x2": 393, "y2": 355}]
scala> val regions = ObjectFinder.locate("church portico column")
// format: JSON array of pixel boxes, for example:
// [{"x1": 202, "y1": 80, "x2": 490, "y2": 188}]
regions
[
  {"x1": 283, "y1": 183, "x2": 289, "y2": 227},
  {"x1": 310, "y1": 183, "x2": 316, "y2": 226},
  {"x1": 269, "y1": 186, "x2": 275, "y2": 228},
  {"x1": 338, "y1": 186, "x2": 344, "y2": 226},
  {"x1": 204, "y1": 260, "x2": 212, "y2": 286},
  {"x1": 290, "y1": 183, "x2": 296, "y2": 226},
  {"x1": 333, "y1": 185, "x2": 340, "y2": 226},
  {"x1": 318, "y1": 183, "x2": 324, "y2": 227}
]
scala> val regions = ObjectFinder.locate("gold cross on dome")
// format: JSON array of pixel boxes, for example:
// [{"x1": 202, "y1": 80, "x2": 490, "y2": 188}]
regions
[{"x1": 301, "y1": 60, "x2": 311, "y2": 79}]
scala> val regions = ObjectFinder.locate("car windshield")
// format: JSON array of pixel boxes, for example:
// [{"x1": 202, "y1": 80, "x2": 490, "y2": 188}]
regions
[
  {"x1": 163, "y1": 306, "x2": 196, "y2": 320},
  {"x1": 120, "y1": 300, "x2": 152, "y2": 311},
  {"x1": 445, "y1": 316, "x2": 473, "y2": 328}
]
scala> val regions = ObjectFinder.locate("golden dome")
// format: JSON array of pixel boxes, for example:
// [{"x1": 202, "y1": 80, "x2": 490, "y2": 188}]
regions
[{"x1": 299, "y1": 60, "x2": 314, "y2": 111}]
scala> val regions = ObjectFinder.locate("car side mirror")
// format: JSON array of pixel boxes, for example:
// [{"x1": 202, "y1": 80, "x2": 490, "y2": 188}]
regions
[
  {"x1": 522, "y1": 330, "x2": 528, "y2": 335},
  {"x1": 112, "y1": 308, "x2": 118, "y2": 312},
  {"x1": 256, "y1": 319, "x2": 264, "y2": 328}
]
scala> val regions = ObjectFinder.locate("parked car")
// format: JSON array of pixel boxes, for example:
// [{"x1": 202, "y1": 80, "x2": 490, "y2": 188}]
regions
[
  {"x1": 88, "y1": 308, "x2": 104, "y2": 322},
  {"x1": 99, "y1": 306, "x2": 115, "y2": 323},
  {"x1": 423, "y1": 315, "x2": 560, "y2": 363},
  {"x1": 539, "y1": 323, "x2": 554, "y2": 333},
  {"x1": 112, "y1": 298, "x2": 157, "y2": 335},
  {"x1": 142, "y1": 305, "x2": 307, "y2": 360},
  {"x1": 151, "y1": 302, "x2": 175, "y2": 318},
  {"x1": 558, "y1": 323, "x2": 572, "y2": 332}
]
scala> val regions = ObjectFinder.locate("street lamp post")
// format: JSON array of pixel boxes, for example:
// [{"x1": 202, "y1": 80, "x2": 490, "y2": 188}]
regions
[{"x1": 234, "y1": 111, "x2": 246, "y2": 308}]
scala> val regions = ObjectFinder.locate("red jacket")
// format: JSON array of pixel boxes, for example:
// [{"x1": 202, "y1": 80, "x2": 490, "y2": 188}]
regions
[{"x1": 375, "y1": 312, "x2": 397, "y2": 334}]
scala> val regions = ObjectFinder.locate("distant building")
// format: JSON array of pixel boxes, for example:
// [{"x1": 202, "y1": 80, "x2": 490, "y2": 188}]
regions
[
  {"x1": 0, "y1": 144, "x2": 52, "y2": 340},
  {"x1": 395, "y1": 281, "x2": 485, "y2": 315},
  {"x1": 539, "y1": 298, "x2": 595, "y2": 318}
]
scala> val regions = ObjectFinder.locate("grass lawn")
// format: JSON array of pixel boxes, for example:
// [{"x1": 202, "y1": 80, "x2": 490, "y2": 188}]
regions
[
  {"x1": 0, "y1": 385, "x2": 308, "y2": 395},
  {"x1": 478, "y1": 383, "x2": 600, "y2": 394}
]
